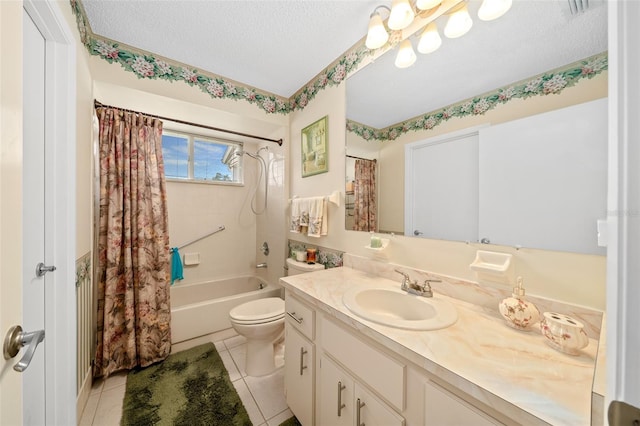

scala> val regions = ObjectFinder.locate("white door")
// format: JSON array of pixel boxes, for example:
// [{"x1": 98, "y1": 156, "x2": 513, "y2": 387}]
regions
[
  {"x1": 1, "y1": 1, "x2": 76, "y2": 424},
  {"x1": 22, "y1": 9, "x2": 47, "y2": 424},
  {"x1": 607, "y1": 1, "x2": 640, "y2": 423},
  {"x1": 404, "y1": 129, "x2": 479, "y2": 241}
]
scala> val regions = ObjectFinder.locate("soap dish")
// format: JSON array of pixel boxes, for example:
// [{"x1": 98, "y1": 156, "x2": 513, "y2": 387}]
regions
[
  {"x1": 539, "y1": 312, "x2": 589, "y2": 355},
  {"x1": 470, "y1": 250, "x2": 514, "y2": 284},
  {"x1": 364, "y1": 238, "x2": 389, "y2": 251}
]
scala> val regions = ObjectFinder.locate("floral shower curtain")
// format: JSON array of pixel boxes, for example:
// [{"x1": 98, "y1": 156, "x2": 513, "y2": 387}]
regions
[
  {"x1": 353, "y1": 159, "x2": 377, "y2": 232},
  {"x1": 94, "y1": 106, "x2": 171, "y2": 378}
]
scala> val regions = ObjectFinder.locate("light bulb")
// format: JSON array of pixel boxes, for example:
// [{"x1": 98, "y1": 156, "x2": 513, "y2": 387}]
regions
[
  {"x1": 365, "y1": 12, "x2": 389, "y2": 49},
  {"x1": 416, "y1": 0, "x2": 442, "y2": 10},
  {"x1": 478, "y1": 0, "x2": 512, "y2": 21},
  {"x1": 417, "y1": 22, "x2": 442, "y2": 54},
  {"x1": 388, "y1": 0, "x2": 415, "y2": 30},
  {"x1": 395, "y1": 39, "x2": 417, "y2": 68},
  {"x1": 444, "y1": 3, "x2": 473, "y2": 38}
]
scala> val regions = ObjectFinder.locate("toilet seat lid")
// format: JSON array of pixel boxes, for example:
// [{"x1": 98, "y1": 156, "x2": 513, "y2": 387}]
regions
[{"x1": 229, "y1": 297, "x2": 284, "y2": 323}]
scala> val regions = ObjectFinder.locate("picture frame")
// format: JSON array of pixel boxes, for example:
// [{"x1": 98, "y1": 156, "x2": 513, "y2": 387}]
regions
[{"x1": 301, "y1": 115, "x2": 328, "y2": 177}]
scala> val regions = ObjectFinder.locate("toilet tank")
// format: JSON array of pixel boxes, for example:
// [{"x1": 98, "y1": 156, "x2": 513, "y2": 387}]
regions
[{"x1": 286, "y1": 258, "x2": 325, "y2": 276}]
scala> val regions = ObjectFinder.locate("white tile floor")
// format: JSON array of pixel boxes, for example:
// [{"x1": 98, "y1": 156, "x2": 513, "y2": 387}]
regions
[{"x1": 79, "y1": 330, "x2": 293, "y2": 426}]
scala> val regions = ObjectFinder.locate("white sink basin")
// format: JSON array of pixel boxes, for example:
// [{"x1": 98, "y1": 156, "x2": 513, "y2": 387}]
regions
[{"x1": 342, "y1": 286, "x2": 457, "y2": 330}]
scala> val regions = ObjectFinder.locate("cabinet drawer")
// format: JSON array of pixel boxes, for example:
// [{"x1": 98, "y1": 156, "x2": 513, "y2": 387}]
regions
[
  {"x1": 285, "y1": 293, "x2": 315, "y2": 340},
  {"x1": 321, "y1": 317, "x2": 405, "y2": 411}
]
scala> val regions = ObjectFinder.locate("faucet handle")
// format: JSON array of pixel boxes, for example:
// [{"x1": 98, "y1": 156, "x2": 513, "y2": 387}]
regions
[
  {"x1": 394, "y1": 269, "x2": 410, "y2": 280},
  {"x1": 420, "y1": 279, "x2": 435, "y2": 297}
]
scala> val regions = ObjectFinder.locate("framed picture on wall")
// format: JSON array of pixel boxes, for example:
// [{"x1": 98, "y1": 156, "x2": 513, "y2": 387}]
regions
[{"x1": 301, "y1": 116, "x2": 328, "y2": 177}]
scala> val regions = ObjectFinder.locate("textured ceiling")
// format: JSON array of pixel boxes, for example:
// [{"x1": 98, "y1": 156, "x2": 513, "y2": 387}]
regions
[
  {"x1": 81, "y1": 0, "x2": 608, "y2": 128},
  {"x1": 82, "y1": 0, "x2": 381, "y2": 97}
]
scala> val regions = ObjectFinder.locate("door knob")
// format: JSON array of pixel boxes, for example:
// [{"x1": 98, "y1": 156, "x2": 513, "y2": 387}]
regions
[
  {"x1": 414, "y1": 230, "x2": 424, "y2": 236},
  {"x1": 36, "y1": 262, "x2": 56, "y2": 277},
  {"x1": 3, "y1": 325, "x2": 45, "y2": 372}
]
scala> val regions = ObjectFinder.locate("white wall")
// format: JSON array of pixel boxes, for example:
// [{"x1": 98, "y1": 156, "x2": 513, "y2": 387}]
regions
[
  {"x1": 85, "y1": 26, "x2": 607, "y2": 310},
  {"x1": 0, "y1": 3, "x2": 25, "y2": 424}
]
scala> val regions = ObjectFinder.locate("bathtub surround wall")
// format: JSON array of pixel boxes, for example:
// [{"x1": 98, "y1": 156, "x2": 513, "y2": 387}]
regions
[{"x1": 255, "y1": 140, "x2": 288, "y2": 287}]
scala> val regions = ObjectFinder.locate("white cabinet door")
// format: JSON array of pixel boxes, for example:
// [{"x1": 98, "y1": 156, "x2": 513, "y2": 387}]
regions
[
  {"x1": 355, "y1": 383, "x2": 405, "y2": 426},
  {"x1": 318, "y1": 355, "x2": 353, "y2": 426},
  {"x1": 424, "y1": 381, "x2": 501, "y2": 426},
  {"x1": 285, "y1": 325, "x2": 315, "y2": 426}
]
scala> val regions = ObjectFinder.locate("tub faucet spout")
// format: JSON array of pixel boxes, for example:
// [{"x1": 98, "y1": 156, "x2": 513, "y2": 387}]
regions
[{"x1": 256, "y1": 262, "x2": 267, "y2": 269}]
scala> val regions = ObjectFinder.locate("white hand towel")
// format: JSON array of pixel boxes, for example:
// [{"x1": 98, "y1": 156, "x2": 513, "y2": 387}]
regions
[
  {"x1": 308, "y1": 196, "x2": 327, "y2": 238},
  {"x1": 290, "y1": 198, "x2": 302, "y2": 233}
]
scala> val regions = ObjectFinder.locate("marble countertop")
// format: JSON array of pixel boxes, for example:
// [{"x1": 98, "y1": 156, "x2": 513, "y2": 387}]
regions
[{"x1": 280, "y1": 266, "x2": 599, "y2": 425}]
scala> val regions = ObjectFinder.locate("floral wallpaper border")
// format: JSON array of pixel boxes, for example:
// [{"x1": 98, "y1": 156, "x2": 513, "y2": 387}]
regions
[
  {"x1": 288, "y1": 240, "x2": 343, "y2": 269},
  {"x1": 346, "y1": 52, "x2": 608, "y2": 142},
  {"x1": 70, "y1": 1, "x2": 606, "y2": 133},
  {"x1": 69, "y1": 0, "x2": 370, "y2": 116}
]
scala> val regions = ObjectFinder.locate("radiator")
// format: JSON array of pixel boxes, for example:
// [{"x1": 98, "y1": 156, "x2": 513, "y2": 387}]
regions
[{"x1": 75, "y1": 252, "x2": 93, "y2": 395}]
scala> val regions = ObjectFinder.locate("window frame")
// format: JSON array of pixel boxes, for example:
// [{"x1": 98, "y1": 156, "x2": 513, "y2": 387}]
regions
[{"x1": 162, "y1": 129, "x2": 244, "y2": 186}]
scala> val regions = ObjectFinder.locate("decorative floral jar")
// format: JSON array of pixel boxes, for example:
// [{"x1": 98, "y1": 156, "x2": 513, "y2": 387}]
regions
[
  {"x1": 498, "y1": 277, "x2": 540, "y2": 331},
  {"x1": 539, "y1": 312, "x2": 589, "y2": 355}
]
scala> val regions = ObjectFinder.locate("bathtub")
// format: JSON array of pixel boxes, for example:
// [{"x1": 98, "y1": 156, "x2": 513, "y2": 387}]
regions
[{"x1": 171, "y1": 276, "x2": 281, "y2": 344}]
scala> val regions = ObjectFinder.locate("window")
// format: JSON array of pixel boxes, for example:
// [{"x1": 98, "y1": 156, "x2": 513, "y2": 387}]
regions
[{"x1": 162, "y1": 130, "x2": 243, "y2": 184}]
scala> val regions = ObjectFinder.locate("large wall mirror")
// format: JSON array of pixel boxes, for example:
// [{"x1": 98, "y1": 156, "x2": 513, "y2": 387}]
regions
[{"x1": 344, "y1": 0, "x2": 607, "y2": 255}]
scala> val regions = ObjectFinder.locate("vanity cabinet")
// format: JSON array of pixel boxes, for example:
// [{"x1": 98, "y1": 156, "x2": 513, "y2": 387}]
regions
[
  {"x1": 284, "y1": 289, "x2": 505, "y2": 426},
  {"x1": 319, "y1": 354, "x2": 404, "y2": 426},
  {"x1": 424, "y1": 380, "x2": 503, "y2": 426},
  {"x1": 284, "y1": 293, "x2": 315, "y2": 426}
]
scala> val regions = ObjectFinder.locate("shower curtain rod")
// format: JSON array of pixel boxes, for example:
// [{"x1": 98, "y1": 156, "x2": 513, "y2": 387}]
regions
[
  {"x1": 94, "y1": 100, "x2": 283, "y2": 146},
  {"x1": 346, "y1": 155, "x2": 377, "y2": 162}
]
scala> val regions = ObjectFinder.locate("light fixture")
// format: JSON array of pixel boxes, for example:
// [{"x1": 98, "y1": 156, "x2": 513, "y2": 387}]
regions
[
  {"x1": 417, "y1": 22, "x2": 442, "y2": 54},
  {"x1": 364, "y1": 0, "x2": 512, "y2": 68},
  {"x1": 444, "y1": 3, "x2": 473, "y2": 38},
  {"x1": 366, "y1": 7, "x2": 391, "y2": 49},
  {"x1": 388, "y1": 0, "x2": 415, "y2": 30},
  {"x1": 416, "y1": 0, "x2": 442, "y2": 10},
  {"x1": 478, "y1": 0, "x2": 512, "y2": 21},
  {"x1": 395, "y1": 39, "x2": 417, "y2": 68}
]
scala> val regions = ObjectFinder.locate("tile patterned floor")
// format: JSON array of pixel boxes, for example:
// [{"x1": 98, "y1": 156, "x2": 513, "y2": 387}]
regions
[{"x1": 79, "y1": 330, "x2": 292, "y2": 426}]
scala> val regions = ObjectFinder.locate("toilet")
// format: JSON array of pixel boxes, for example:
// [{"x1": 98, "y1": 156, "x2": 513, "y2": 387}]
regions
[
  {"x1": 229, "y1": 297, "x2": 285, "y2": 376},
  {"x1": 285, "y1": 257, "x2": 325, "y2": 276},
  {"x1": 228, "y1": 259, "x2": 324, "y2": 377}
]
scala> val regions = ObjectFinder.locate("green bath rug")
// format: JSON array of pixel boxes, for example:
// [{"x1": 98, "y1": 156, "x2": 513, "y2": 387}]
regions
[
  {"x1": 121, "y1": 343, "x2": 250, "y2": 426},
  {"x1": 278, "y1": 416, "x2": 302, "y2": 426}
]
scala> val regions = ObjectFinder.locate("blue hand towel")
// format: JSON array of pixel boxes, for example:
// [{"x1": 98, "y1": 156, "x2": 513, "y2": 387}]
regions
[{"x1": 170, "y1": 247, "x2": 184, "y2": 285}]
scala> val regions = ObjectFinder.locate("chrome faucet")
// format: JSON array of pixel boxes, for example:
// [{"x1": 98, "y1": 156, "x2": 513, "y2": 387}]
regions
[
  {"x1": 256, "y1": 262, "x2": 267, "y2": 268},
  {"x1": 394, "y1": 269, "x2": 440, "y2": 298}
]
